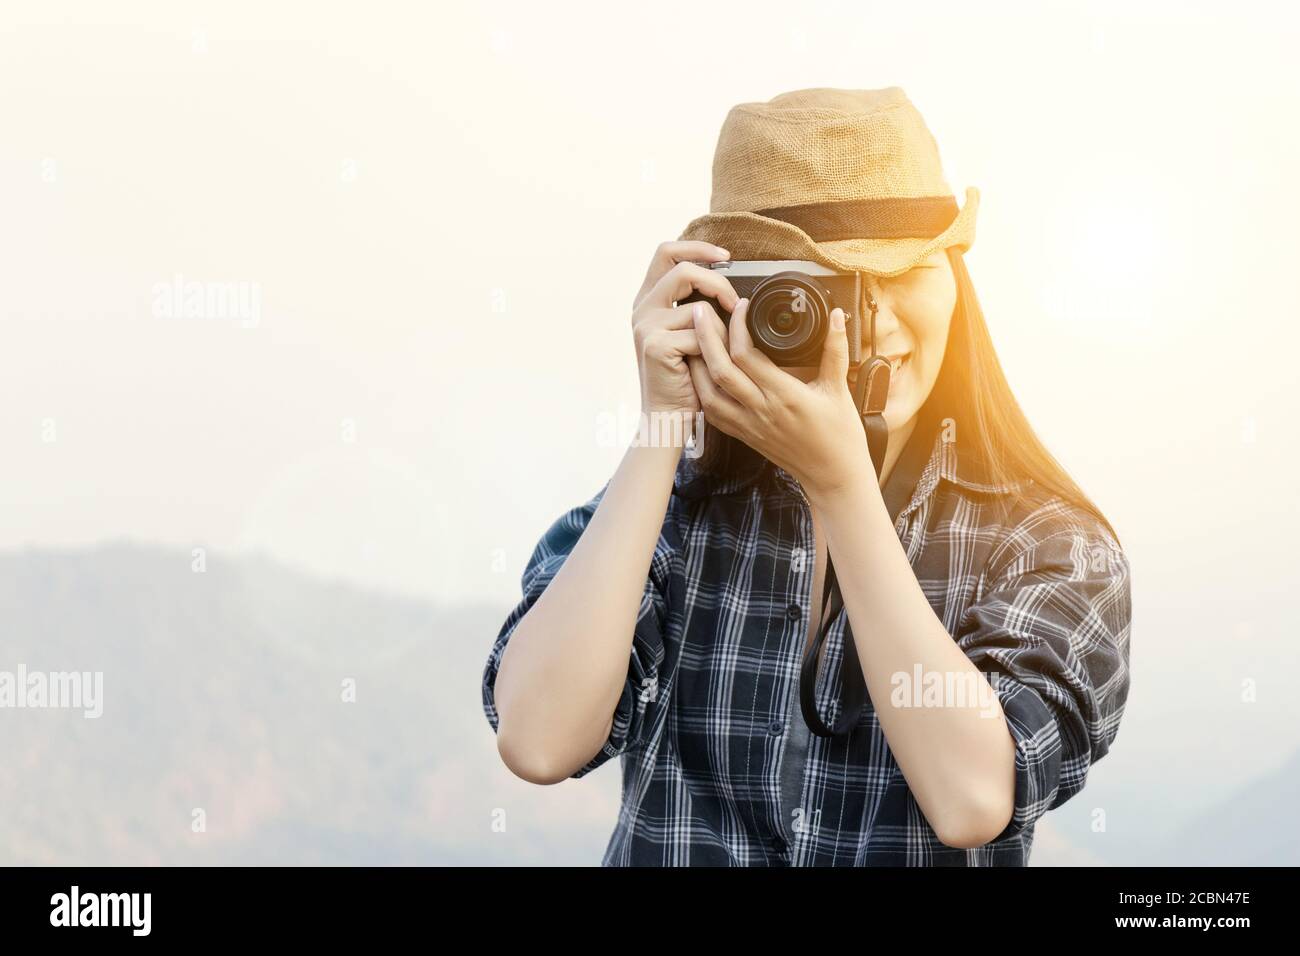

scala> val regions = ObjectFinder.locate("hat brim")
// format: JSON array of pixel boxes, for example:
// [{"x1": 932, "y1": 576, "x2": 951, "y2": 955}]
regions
[{"x1": 679, "y1": 186, "x2": 979, "y2": 278}]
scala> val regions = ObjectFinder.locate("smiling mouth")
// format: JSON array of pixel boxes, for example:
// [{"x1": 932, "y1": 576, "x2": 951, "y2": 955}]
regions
[{"x1": 884, "y1": 353, "x2": 910, "y2": 376}]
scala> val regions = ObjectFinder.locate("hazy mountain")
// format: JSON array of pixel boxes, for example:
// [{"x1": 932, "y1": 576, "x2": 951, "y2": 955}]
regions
[
  {"x1": 1, "y1": 543, "x2": 1294, "y2": 867},
  {"x1": 1143, "y1": 750, "x2": 1300, "y2": 866},
  {"x1": 0, "y1": 543, "x2": 618, "y2": 865}
]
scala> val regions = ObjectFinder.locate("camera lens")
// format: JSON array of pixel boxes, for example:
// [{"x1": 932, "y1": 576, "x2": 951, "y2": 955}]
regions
[{"x1": 746, "y1": 273, "x2": 830, "y2": 366}]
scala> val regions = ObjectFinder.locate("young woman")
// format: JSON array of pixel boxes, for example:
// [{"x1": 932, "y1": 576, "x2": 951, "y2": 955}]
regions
[{"x1": 481, "y1": 87, "x2": 1132, "y2": 866}]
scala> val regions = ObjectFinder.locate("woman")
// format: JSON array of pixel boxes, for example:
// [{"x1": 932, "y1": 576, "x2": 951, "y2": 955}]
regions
[{"x1": 481, "y1": 87, "x2": 1132, "y2": 866}]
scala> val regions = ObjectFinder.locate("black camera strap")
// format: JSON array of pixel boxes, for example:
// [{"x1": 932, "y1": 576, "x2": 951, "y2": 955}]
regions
[{"x1": 798, "y1": 283, "x2": 931, "y2": 738}]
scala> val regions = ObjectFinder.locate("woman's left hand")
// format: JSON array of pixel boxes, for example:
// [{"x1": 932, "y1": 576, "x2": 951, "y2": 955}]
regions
[{"x1": 687, "y1": 298, "x2": 874, "y2": 500}]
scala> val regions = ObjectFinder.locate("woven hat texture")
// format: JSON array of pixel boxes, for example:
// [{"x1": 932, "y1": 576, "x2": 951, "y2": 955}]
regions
[{"x1": 679, "y1": 87, "x2": 977, "y2": 277}]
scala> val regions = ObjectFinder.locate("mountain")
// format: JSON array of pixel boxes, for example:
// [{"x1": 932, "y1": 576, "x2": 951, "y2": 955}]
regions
[
  {"x1": 0, "y1": 543, "x2": 619, "y2": 865},
  {"x1": 2, "y1": 543, "x2": 1295, "y2": 867},
  {"x1": 1145, "y1": 749, "x2": 1300, "y2": 866}
]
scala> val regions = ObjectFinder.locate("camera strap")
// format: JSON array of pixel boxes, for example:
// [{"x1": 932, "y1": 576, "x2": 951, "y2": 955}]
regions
[{"x1": 798, "y1": 280, "x2": 924, "y2": 738}]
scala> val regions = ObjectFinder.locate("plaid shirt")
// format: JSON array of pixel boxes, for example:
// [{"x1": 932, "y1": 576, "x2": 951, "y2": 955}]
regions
[{"x1": 482, "y1": 412, "x2": 1132, "y2": 866}]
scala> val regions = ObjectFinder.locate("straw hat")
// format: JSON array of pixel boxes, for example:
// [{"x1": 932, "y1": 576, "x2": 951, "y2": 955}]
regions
[{"x1": 679, "y1": 87, "x2": 977, "y2": 277}]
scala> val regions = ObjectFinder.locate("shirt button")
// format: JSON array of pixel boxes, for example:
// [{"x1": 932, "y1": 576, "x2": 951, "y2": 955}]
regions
[
  {"x1": 785, "y1": 603, "x2": 801, "y2": 622},
  {"x1": 768, "y1": 719, "x2": 785, "y2": 736}
]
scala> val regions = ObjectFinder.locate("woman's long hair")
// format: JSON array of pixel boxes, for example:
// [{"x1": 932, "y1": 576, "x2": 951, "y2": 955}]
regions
[{"x1": 695, "y1": 247, "x2": 1120, "y2": 544}]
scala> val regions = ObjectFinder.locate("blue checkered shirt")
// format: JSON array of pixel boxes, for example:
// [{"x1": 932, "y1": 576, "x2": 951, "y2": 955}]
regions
[{"x1": 482, "y1": 414, "x2": 1132, "y2": 865}]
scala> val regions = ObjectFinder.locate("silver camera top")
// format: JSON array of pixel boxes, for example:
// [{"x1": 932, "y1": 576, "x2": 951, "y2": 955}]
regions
[{"x1": 703, "y1": 259, "x2": 841, "y2": 277}]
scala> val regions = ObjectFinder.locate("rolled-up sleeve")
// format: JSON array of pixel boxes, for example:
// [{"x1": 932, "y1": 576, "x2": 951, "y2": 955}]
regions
[
  {"x1": 481, "y1": 484, "x2": 676, "y2": 779},
  {"x1": 955, "y1": 499, "x2": 1132, "y2": 841}
]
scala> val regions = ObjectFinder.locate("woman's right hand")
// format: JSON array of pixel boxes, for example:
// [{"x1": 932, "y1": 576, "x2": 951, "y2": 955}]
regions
[{"x1": 631, "y1": 241, "x2": 739, "y2": 417}]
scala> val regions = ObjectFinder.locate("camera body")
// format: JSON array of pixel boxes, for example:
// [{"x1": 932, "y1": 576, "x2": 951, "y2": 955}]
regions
[{"x1": 680, "y1": 260, "x2": 861, "y2": 366}]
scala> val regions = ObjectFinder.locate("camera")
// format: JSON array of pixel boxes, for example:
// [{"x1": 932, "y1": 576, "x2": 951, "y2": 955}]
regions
[{"x1": 680, "y1": 260, "x2": 862, "y2": 366}]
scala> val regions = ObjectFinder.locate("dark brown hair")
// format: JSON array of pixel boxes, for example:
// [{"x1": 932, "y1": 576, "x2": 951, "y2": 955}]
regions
[{"x1": 694, "y1": 247, "x2": 1120, "y2": 543}]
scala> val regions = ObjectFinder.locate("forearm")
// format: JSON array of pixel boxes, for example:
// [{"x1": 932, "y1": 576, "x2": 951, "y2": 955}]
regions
[
  {"x1": 811, "y1": 480, "x2": 1016, "y2": 848},
  {"x1": 494, "y1": 437, "x2": 682, "y2": 783}
]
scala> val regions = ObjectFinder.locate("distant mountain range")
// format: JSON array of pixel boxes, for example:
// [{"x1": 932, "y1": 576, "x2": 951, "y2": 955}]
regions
[
  {"x1": 0, "y1": 543, "x2": 1293, "y2": 866},
  {"x1": 0, "y1": 543, "x2": 616, "y2": 865},
  {"x1": 1145, "y1": 749, "x2": 1300, "y2": 866}
]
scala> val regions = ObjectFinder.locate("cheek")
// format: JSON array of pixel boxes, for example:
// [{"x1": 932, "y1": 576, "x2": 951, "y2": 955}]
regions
[
  {"x1": 905, "y1": 290, "x2": 956, "y2": 380},
  {"x1": 914, "y1": 321, "x2": 950, "y2": 384}
]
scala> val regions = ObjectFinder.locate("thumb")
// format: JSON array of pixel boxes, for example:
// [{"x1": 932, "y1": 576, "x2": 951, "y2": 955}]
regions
[{"x1": 817, "y1": 307, "x2": 850, "y2": 387}]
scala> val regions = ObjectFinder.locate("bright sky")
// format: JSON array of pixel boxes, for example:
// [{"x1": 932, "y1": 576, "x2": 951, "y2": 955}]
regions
[{"x1": 3, "y1": 0, "x2": 1298, "y2": 766}]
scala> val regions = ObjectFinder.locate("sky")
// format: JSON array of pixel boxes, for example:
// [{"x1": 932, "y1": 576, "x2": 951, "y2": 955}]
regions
[{"x1": 3, "y1": 0, "x2": 1299, "y2": 788}]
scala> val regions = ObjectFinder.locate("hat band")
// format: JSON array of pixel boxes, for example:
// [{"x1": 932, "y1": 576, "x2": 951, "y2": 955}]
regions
[{"x1": 754, "y1": 195, "x2": 958, "y2": 243}]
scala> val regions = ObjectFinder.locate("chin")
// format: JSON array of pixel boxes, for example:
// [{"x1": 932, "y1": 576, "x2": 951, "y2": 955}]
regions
[
  {"x1": 884, "y1": 383, "x2": 919, "y2": 432},
  {"x1": 883, "y1": 403, "x2": 909, "y2": 431}
]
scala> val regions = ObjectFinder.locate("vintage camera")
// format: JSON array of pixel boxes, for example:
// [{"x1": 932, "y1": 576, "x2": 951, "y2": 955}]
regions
[{"x1": 680, "y1": 260, "x2": 863, "y2": 366}]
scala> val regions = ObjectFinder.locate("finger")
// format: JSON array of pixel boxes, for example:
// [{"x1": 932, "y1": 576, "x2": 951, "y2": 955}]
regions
[
  {"x1": 726, "y1": 297, "x2": 799, "y2": 396},
  {"x1": 816, "y1": 307, "x2": 851, "y2": 388},
  {"x1": 634, "y1": 242, "x2": 730, "y2": 311},
  {"x1": 692, "y1": 301, "x2": 764, "y2": 408},
  {"x1": 633, "y1": 303, "x2": 700, "y2": 353},
  {"x1": 688, "y1": 356, "x2": 746, "y2": 436},
  {"x1": 647, "y1": 261, "x2": 741, "y2": 313},
  {"x1": 640, "y1": 328, "x2": 701, "y2": 363}
]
